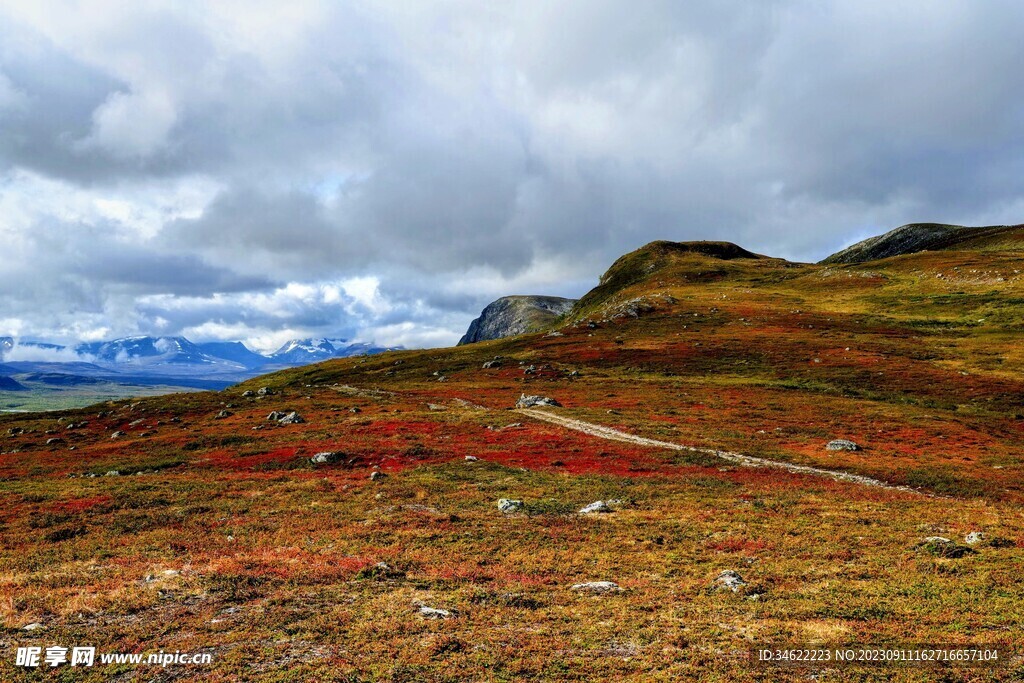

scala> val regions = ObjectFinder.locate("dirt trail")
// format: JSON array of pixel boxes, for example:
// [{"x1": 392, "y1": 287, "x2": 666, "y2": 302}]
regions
[{"x1": 517, "y1": 408, "x2": 926, "y2": 495}]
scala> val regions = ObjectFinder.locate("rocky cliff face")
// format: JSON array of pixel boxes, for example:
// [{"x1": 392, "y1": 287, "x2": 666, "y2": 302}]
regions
[{"x1": 458, "y1": 296, "x2": 578, "y2": 345}]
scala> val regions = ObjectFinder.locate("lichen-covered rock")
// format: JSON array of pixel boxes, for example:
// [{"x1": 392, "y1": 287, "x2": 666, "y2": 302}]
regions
[
  {"x1": 579, "y1": 501, "x2": 613, "y2": 514},
  {"x1": 826, "y1": 439, "x2": 861, "y2": 452}
]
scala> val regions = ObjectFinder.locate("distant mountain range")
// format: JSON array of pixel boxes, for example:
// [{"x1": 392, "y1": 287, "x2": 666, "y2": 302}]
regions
[{"x1": 0, "y1": 335, "x2": 398, "y2": 387}]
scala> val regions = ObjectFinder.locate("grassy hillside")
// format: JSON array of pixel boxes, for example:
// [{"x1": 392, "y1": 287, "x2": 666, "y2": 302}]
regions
[{"x1": 2, "y1": 240, "x2": 1023, "y2": 680}]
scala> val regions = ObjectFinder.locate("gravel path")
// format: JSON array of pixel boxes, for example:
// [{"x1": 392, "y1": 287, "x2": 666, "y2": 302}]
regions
[{"x1": 517, "y1": 408, "x2": 925, "y2": 495}]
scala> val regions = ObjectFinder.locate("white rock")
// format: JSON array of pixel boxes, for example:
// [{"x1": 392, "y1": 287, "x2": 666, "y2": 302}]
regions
[
  {"x1": 417, "y1": 606, "x2": 453, "y2": 619},
  {"x1": 497, "y1": 499, "x2": 524, "y2": 513},
  {"x1": 713, "y1": 570, "x2": 746, "y2": 593},
  {"x1": 579, "y1": 501, "x2": 613, "y2": 514},
  {"x1": 570, "y1": 581, "x2": 622, "y2": 594},
  {"x1": 964, "y1": 532, "x2": 985, "y2": 545}
]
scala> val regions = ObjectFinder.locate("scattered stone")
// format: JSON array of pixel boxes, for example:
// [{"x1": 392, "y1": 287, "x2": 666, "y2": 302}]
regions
[
  {"x1": 256, "y1": 387, "x2": 274, "y2": 396},
  {"x1": 713, "y1": 570, "x2": 747, "y2": 593},
  {"x1": 128, "y1": 418, "x2": 145, "y2": 427},
  {"x1": 105, "y1": 470, "x2": 120, "y2": 477},
  {"x1": 370, "y1": 471, "x2": 387, "y2": 481},
  {"x1": 465, "y1": 456, "x2": 478, "y2": 462},
  {"x1": 8, "y1": 427, "x2": 23, "y2": 435},
  {"x1": 266, "y1": 411, "x2": 286, "y2": 421},
  {"x1": 23, "y1": 622, "x2": 44, "y2": 631},
  {"x1": 515, "y1": 394, "x2": 562, "y2": 408},
  {"x1": 917, "y1": 537, "x2": 975, "y2": 558},
  {"x1": 427, "y1": 403, "x2": 445, "y2": 411},
  {"x1": 416, "y1": 605, "x2": 453, "y2": 619},
  {"x1": 570, "y1": 581, "x2": 622, "y2": 594},
  {"x1": 826, "y1": 439, "x2": 861, "y2": 452},
  {"x1": 111, "y1": 431, "x2": 126, "y2": 439},
  {"x1": 482, "y1": 359, "x2": 502, "y2": 369},
  {"x1": 964, "y1": 531, "x2": 985, "y2": 545},
  {"x1": 579, "y1": 501, "x2": 613, "y2": 514},
  {"x1": 498, "y1": 499, "x2": 525, "y2": 513},
  {"x1": 215, "y1": 410, "x2": 233, "y2": 419},
  {"x1": 349, "y1": 407, "x2": 361, "y2": 414},
  {"x1": 241, "y1": 390, "x2": 255, "y2": 397},
  {"x1": 311, "y1": 451, "x2": 344, "y2": 465},
  {"x1": 45, "y1": 438, "x2": 65, "y2": 446},
  {"x1": 278, "y1": 411, "x2": 304, "y2": 425}
]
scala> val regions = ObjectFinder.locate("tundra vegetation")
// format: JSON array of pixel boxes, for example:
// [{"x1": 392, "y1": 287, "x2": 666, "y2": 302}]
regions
[{"x1": 2, "y1": 233, "x2": 1024, "y2": 681}]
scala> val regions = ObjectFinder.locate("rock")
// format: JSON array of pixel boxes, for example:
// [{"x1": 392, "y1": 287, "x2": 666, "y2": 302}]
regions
[
  {"x1": 416, "y1": 605, "x2": 453, "y2": 619},
  {"x1": 23, "y1": 622, "x2": 44, "y2": 631},
  {"x1": 279, "y1": 411, "x2": 304, "y2": 424},
  {"x1": 8, "y1": 427, "x2": 23, "y2": 435},
  {"x1": 825, "y1": 439, "x2": 861, "y2": 452},
  {"x1": 917, "y1": 537, "x2": 975, "y2": 558},
  {"x1": 349, "y1": 407, "x2": 361, "y2": 413},
  {"x1": 427, "y1": 403, "x2": 445, "y2": 411},
  {"x1": 482, "y1": 359, "x2": 503, "y2": 369},
  {"x1": 579, "y1": 501, "x2": 613, "y2": 514},
  {"x1": 497, "y1": 498, "x2": 525, "y2": 513},
  {"x1": 256, "y1": 387, "x2": 274, "y2": 396},
  {"x1": 241, "y1": 390, "x2": 255, "y2": 397},
  {"x1": 964, "y1": 531, "x2": 985, "y2": 545},
  {"x1": 111, "y1": 431, "x2": 126, "y2": 439},
  {"x1": 266, "y1": 411, "x2": 286, "y2": 421},
  {"x1": 105, "y1": 470, "x2": 120, "y2": 477},
  {"x1": 311, "y1": 451, "x2": 344, "y2": 465},
  {"x1": 713, "y1": 570, "x2": 746, "y2": 593},
  {"x1": 370, "y1": 471, "x2": 387, "y2": 481},
  {"x1": 215, "y1": 410, "x2": 232, "y2": 419},
  {"x1": 570, "y1": 581, "x2": 622, "y2": 594},
  {"x1": 464, "y1": 456, "x2": 478, "y2": 462},
  {"x1": 45, "y1": 437, "x2": 65, "y2": 445},
  {"x1": 515, "y1": 394, "x2": 562, "y2": 408}
]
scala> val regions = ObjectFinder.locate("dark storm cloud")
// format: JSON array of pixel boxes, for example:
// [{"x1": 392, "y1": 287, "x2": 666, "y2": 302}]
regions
[{"x1": 2, "y1": 1, "x2": 1023, "y2": 345}]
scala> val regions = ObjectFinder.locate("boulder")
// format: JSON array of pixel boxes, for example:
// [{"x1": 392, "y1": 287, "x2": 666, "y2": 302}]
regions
[
  {"x1": 370, "y1": 471, "x2": 387, "y2": 481},
  {"x1": 964, "y1": 531, "x2": 985, "y2": 545},
  {"x1": 826, "y1": 439, "x2": 861, "y2": 452},
  {"x1": 516, "y1": 394, "x2": 562, "y2": 408},
  {"x1": 278, "y1": 411, "x2": 304, "y2": 424},
  {"x1": 713, "y1": 570, "x2": 746, "y2": 593},
  {"x1": 579, "y1": 501, "x2": 613, "y2": 514},
  {"x1": 311, "y1": 451, "x2": 344, "y2": 465},
  {"x1": 498, "y1": 498, "x2": 525, "y2": 513}
]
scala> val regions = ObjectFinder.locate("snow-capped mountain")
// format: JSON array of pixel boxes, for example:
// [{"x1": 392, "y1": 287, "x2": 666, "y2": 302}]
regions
[
  {"x1": 75, "y1": 336, "x2": 236, "y2": 368},
  {"x1": 267, "y1": 338, "x2": 395, "y2": 364},
  {"x1": 0, "y1": 334, "x2": 396, "y2": 383},
  {"x1": 195, "y1": 341, "x2": 270, "y2": 370}
]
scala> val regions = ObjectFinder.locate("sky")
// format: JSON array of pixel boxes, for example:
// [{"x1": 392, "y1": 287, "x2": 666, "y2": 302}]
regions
[{"x1": 2, "y1": 1, "x2": 1024, "y2": 353}]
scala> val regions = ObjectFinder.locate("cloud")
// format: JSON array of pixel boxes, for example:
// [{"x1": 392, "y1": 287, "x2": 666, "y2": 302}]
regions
[{"x1": 1, "y1": 1, "x2": 1023, "y2": 346}]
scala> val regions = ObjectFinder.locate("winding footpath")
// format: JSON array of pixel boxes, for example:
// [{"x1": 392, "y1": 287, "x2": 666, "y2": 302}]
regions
[{"x1": 517, "y1": 407, "x2": 926, "y2": 495}]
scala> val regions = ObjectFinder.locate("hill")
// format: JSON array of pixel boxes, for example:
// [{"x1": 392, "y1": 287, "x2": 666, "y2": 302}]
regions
[
  {"x1": 458, "y1": 295, "x2": 577, "y2": 344},
  {"x1": 822, "y1": 222, "x2": 1024, "y2": 264}
]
